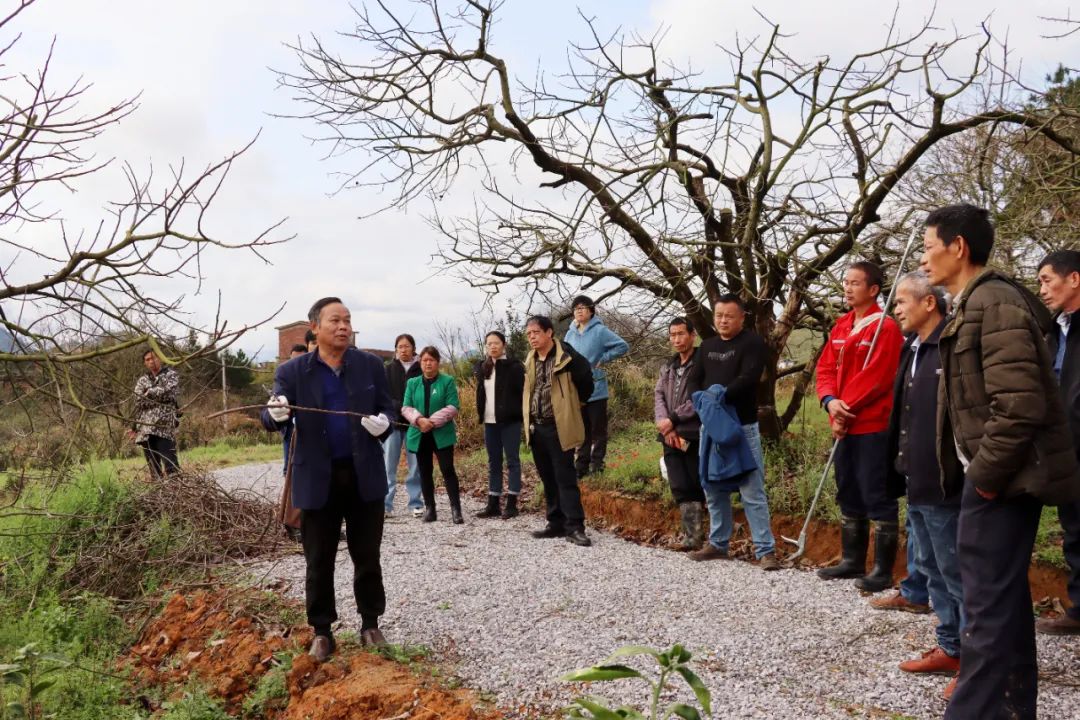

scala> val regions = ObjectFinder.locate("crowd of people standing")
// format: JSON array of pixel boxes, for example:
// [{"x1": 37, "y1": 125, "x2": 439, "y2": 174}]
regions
[{"x1": 128, "y1": 201, "x2": 1079, "y2": 717}]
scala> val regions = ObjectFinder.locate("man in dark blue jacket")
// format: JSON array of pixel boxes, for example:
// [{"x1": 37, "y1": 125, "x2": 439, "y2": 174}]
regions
[
  {"x1": 264, "y1": 297, "x2": 396, "y2": 661},
  {"x1": 886, "y1": 272, "x2": 963, "y2": 689}
]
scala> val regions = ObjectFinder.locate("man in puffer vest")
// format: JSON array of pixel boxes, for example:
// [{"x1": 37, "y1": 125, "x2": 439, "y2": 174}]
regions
[
  {"x1": 816, "y1": 261, "x2": 904, "y2": 592},
  {"x1": 923, "y1": 204, "x2": 1080, "y2": 716}
]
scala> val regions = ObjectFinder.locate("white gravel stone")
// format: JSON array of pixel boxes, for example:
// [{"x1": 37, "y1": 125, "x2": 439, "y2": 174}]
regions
[{"x1": 219, "y1": 462, "x2": 1080, "y2": 718}]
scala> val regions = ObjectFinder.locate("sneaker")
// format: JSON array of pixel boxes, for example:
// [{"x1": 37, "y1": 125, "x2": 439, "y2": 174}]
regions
[
  {"x1": 411, "y1": 507, "x2": 424, "y2": 518},
  {"x1": 1035, "y1": 613, "x2": 1080, "y2": 635},
  {"x1": 899, "y1": 647, "x2": 961, "y2": 676},
  {"x1": 688, "y1": 544, "x2": 728, "y2": 562},
  {"x1": 869, "y1": 591, "x2": 931, "y2": 614},
  {"x1": 759, "y1": 553, "x2": 781, "y2": 571},
  {"x1": 943, "y1": 674, "x2": 958, "y2": 700}
]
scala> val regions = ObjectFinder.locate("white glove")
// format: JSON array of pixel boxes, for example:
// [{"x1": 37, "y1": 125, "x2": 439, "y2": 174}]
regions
[
  {"x1": 361, "y1": 413, "x2": 390, "y2": 437},
  {"x1": 267, "y1": 395, "x2": 290, "y2": 422}
]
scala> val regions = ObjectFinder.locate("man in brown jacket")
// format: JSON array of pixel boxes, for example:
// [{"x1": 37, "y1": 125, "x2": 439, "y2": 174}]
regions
[
  {"x1": 922, "y1": 204, "x2": 1080, "y2": 719},
  {"x1": 522, "y1": 315, "x2": 595, "y2": 547}
]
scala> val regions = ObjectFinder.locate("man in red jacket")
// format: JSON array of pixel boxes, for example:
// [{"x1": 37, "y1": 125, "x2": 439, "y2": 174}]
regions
[{"x1": 816, "y1": 261, "x2": 904, "y2": 592}]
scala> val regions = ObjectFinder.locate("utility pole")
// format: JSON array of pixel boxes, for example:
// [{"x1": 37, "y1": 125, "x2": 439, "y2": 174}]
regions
[{"x1": 221, "y1": 353, "x2": 228, "y2": 430}]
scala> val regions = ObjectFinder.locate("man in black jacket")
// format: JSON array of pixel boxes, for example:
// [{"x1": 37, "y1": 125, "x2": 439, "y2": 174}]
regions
[
  {"x1": 384, "y1": 333, "x2": 423, "y2": 517},
  {"x1": 1037, "y1": 249, "x2": 1080, "y2": 635},
  {"x1": 886, "y1": 272, "x2": 964, "y2": 685},
  {"x1": 686, "y1": 294, "x2": 778, "y2": 570}
]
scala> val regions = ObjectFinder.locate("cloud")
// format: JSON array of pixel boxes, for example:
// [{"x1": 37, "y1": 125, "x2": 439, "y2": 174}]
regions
[{"x1": 6, "y1": 0, "x2": 1076, "y2": 363}]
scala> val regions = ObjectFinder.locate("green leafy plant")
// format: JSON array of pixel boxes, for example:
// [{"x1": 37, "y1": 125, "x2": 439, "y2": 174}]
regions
[
  {"x1": 561, "y1": 644, "x2": 711, "y2": 720},
  {"x1": 160, "y1": 683, "x2": 230, "y2": 720},
  {"x1": 0, "y1": 643, "x2": 72, "y2": 720},
  {"x1": 241, "y1": 652, "x2": 292, "y2": 719}
]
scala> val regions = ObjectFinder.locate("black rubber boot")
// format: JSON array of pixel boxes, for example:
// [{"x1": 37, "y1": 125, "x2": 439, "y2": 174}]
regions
[
  {"x1": 677, "y1": 502, "x2": 705, "y2": 551},
  {"x1": 817, "y1": 515, "x2": 869, "y2": 580},
  {"x1": 445, "y1": 469, "x2": 464, "y2": 524},
  {"x1": 421, "y1": 476, "x2": 436, "y2": 522},
  {"x1": 855, "y1": 520, "x2": 899, "y2": 592},
  {"x1": 475, "y1": 494, "x2": 501, "y2": 519},
  {"x1": 501, "y1": 494, "x2": 519, "y2": 519}
]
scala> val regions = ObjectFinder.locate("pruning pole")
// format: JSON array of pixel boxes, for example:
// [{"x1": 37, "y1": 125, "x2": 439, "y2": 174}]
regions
[{"x1": 782, "y1": 226, "x2": 920, "y2": 561}]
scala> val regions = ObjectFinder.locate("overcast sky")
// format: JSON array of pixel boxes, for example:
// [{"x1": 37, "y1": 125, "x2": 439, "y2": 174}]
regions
[{"x1": 8, "y1": 1, "x2": 1078, "y2": 359}]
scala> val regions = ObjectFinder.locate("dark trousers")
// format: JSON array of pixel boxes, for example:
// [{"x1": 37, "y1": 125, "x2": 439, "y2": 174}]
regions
[
  {"x1": 141, "y1": 435, "x2": 179, "y2": 479},
  {"x1": 301, "y1": 459, "x2": 386, "y2": 633},
  {"x1": 575, "y1": 399, "x2": 609, "y2": 474},
  {"x1": 1058, "y1": 500, "x2": 1080, "y2": 620},
  {"x1": 531, "y1": 423, "x2": 586, "y2": 532},
  {"x1": 946, "y1": 482, "x2": 1041, "y2": 720},
  {"x1": 416, "y1": 433, "x2": 460, "y2": 508},
  {"x1": 662, "y1": 440, "x2": 705, "y2": 504},
  {"x1": 833, "y1": 431, "x2": 898, "y2": 521}
]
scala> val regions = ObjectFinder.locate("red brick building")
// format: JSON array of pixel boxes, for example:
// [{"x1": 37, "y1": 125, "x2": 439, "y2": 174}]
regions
[
  {"x1": 276, "y1": 321, "x2": 310, "y2": 362},
  {"x1": 275, "y1": 321, "x2": 390, "y2": 363}
]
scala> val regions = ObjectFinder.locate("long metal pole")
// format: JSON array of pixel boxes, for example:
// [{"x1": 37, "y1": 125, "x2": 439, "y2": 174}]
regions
[{"x1": 783, "y1": 226, "x2": 920, "y2": 560}]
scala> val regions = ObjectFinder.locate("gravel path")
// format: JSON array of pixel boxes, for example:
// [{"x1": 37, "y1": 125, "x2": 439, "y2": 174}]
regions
[{"x1": 217, "y1": 462, "x2": 1080, "y2": 719}]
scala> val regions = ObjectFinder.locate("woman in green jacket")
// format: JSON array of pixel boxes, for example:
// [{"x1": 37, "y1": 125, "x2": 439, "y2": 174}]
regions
[{"x1": 401, "y1": 346, "x2": 464, "y2": 524}]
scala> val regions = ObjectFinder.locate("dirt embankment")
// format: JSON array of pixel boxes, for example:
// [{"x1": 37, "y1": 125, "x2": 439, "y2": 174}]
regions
[
  {"x1": 124, "y1": 590, "x2": 498, "y2": 719},
  {"x1": 575, "y1": 487, "x2": 1071, "y2": 605}
]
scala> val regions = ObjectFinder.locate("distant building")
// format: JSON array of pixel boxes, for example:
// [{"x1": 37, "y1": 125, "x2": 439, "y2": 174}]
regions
[
  {"x1": 361, "y1": 347, "x2": 395, "y2": 362},
  {"x1": 275, "y1": 321, "x2": 310, "y2": 362},
  {"x1": 275, "y1": 321, "x2": 389, "y2": 362}
]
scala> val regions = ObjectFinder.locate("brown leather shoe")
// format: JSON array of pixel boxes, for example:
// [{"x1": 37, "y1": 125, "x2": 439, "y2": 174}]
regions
[
  {"x1": 899, "y1": 647, "x2": 960, "y2": 675},
  {"x1": 759, "y1": 553, "x2": 781, "y2": 571},
  {"x1": 309, "y1": 634, "x2": 335, "y2": 662},
  {"x1": 869, "y1": 591, "x2": 930, "y2": 614},
  {"x1": 943, "y1": 674, "x2": 958, "y2": 700},
  {"x1": 1035, "y1": 613, "x2": 1080, "y2": 635},
  {"x1": 688, "y1": 544, "x2": 728, "y2": 562},
  {"x1": 360, "y1": 627, "x2": 388, "y2": 647}
]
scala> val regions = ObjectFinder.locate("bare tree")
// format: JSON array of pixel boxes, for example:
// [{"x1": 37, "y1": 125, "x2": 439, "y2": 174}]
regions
[
  {"x1": 0, "y1": 1, "x2": 287, "y2": 452},
  {"x1": 893, "y1": 65, "x2": 1080, "y2": 283},
  {"x1": 281, "y1": 1, "x2": 1080, "y2": 437}
]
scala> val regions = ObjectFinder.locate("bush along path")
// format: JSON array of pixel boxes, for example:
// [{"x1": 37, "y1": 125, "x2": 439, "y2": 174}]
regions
[{"x1": 220, "y1": 462, "x2": 1080, "y2": 720}]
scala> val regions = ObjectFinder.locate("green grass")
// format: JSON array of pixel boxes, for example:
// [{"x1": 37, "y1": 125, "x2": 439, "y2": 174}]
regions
[
  {"x1": 1035, "y1": 505, "x2": 1067, "y2": 569},
  {"x1": 0, "y1": 465, "x2": 147, "y2": 719},
  {"x1": 90, "y1": 439, "x2": 283, "y2": 475},
  {"x1": 241, "y1": 652, "x2": 292, "y2": 719},
  {"x1": 585, "y1": 421, "x2": 670, "y2": 501},
  {"x1": 160, "y1": 683, "x2": 230, "y2": 720}
]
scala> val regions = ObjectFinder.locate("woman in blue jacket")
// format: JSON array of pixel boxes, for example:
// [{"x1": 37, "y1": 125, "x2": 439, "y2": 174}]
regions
[
  {"x1": 473, "y1": 331, "x2": 526, "y2": 519},
  {"x1": 401, "y1": 346, "x2": 464, "y2": 524},
  {"x1": 563, "y1": 295, "x2": 630, "y2": 477}
]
